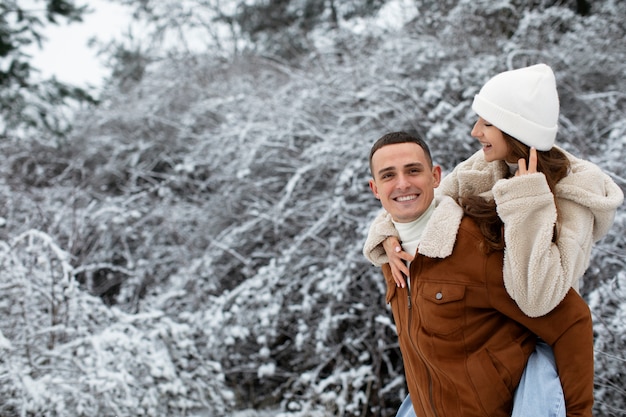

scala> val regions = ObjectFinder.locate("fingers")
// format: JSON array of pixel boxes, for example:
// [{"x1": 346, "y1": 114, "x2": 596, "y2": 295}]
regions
[
  {"x1": 384, "y1": 237, "x2": 412, "y2": 288},
  {"x1": 383, "y1": 237, "x2": 401, "y2": 255},
  {"x1": 516, "y1": 157, "x2": 527, "y2": 176},
  {"x1": 397, "y1": 250, "x2": 414, "y2": 263},
  {"x1": 392, "y1": 269, "x2": 407, "y2": 289},
  {"x1": 516, "y1": 147, "x2": 537, "y2": 176},
  {"x1": 528, "y1": 147, "x2": 538, "y2": 173},
  {"x1": 390, "y1": 249, "x2": 411, "y2": 288}
]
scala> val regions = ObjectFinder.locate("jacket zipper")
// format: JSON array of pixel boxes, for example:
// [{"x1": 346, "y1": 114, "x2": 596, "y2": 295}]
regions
[{"x1": 407, "y1": 279, "x2": 412, "y2": 310}]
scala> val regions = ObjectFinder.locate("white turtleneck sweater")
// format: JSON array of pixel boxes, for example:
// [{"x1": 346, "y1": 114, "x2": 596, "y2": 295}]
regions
[{"x1": 392, "y1": 199, "x2": 437, "y2": 265}]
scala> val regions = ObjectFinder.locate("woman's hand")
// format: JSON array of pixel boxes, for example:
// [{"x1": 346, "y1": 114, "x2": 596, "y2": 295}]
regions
[
  {"x1": 516, "y1": 147, "x2": 538, "y2": 176},
  {"x1": 382, "y1": 236, "x2": 414, "y2": 288}
]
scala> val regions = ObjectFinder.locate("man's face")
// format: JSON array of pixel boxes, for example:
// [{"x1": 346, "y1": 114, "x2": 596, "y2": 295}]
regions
[{"x1": 369, "y1": 142, "x2": 441, "y2": 223}]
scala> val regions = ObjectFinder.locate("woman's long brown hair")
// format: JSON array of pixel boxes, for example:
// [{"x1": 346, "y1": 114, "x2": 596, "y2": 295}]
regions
[{"x1": 461, "y1": 133, "x2": 570, "y2": 253}]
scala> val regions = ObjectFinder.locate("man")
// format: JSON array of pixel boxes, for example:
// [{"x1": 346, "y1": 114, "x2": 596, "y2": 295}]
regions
[{"x1": 367, "y1": 131, "x2": 593, "y2": 417}]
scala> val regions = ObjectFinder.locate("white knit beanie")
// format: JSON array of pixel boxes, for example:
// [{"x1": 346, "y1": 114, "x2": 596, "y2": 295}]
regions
[{"x1": 471, "y1": 64, "x2": 559, "y2": 151}]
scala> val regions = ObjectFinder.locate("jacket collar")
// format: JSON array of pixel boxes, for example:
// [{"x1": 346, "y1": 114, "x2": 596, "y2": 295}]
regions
[{"x1": 418, "y1": 196, "x2": 464, "y2": 259}]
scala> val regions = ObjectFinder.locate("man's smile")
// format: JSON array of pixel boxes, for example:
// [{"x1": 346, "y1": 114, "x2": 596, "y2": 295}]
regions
[{"x1": 395, "y1": 194, "x2": 419, "y2": 202}]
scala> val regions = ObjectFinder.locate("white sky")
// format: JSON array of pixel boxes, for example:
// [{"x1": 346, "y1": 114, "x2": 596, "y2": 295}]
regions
[
  {"x1": 28, "y1": 0, "x2": 132, "y2": 91},
  {"x1": 26, "y1": 0, "x2": 417, "y2": 93}
]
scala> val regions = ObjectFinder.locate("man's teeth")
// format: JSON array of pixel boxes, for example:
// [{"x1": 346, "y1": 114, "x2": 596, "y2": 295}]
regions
[{"x1": 397, "y1": 195, "x2": 417, "y2": 202}]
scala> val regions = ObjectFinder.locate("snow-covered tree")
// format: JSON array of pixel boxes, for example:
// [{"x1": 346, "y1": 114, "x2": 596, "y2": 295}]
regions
[{"x1": 1, "y1": 0, "x2": 624, "y2": 415}]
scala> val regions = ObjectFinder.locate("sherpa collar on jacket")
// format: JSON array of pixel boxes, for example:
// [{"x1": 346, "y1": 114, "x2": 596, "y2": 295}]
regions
[{"x1": 418, "y1": 195, "x2": 464, "y2": 259}]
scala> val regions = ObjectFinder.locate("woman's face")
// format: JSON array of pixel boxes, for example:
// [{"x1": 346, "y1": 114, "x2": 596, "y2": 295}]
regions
[{"x1": 471, "y1": 117, "x2": 509, "y2": 162}]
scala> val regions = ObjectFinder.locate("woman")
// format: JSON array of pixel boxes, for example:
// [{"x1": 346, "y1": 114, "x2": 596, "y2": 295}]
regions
[{"x1": 364, "y1": 64, "x2": 624, "y2": 416}]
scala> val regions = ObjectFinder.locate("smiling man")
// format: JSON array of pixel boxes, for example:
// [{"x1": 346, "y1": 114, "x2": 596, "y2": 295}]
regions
[
  {"x1": 369, "y1": 134, "x2": 441, "y2": 223},
  {"x1": 366, "y1": 131, "x2": 594, "y2": 417}
]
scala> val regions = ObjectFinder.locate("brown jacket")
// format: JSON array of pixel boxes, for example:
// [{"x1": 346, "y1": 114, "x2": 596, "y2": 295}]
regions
[{"x1": 383, "y1": 197, "x2": 594, "y2": 417}]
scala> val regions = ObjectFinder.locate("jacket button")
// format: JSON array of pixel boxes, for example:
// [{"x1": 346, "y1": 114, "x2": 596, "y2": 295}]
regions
[{"x1": 436, "y1": 292, "x2": 443, "y2": 300}]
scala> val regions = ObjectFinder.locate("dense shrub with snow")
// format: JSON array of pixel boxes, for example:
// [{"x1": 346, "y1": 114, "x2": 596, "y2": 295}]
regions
[{"x1": 1, "y1": 1, "x2": 624, "y2": 416}]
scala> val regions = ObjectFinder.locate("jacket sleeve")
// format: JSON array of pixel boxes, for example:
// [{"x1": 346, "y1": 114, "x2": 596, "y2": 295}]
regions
[
  {"x1": 437, "y1": 150, "x2": 498, "y2": 200},
  {"x1": 489, "y1": 281, "x2": 594, "y2": 417},
  {"x1": 437, "y1": 164, "x2": 461, "y2": 200},
  {"x1": 493, "y1": 173, "x2": 592, "y2": 317},
  {"x1": 362, "y1": 209, "x2": 399, "y2": 266}
]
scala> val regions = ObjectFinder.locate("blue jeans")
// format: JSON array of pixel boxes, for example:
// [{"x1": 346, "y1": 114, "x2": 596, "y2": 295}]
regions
[
  {"x1": 512, "y1": 340, "x2": 565, "y2": 417},
  {"x1": 395, "y1": 393, "x2": 415, "y2": 417},
  {"x1": 395, "y1": 341, "x2": 564, "y2": 417}
]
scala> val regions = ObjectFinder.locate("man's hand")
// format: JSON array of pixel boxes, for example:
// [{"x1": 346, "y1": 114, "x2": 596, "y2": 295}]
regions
[
  {"x1": 382, "y1": 236, "x2": 414, "y2": 288},
  {"x1": 516, "y1": 147, "x2": 538, "y2": 176}
]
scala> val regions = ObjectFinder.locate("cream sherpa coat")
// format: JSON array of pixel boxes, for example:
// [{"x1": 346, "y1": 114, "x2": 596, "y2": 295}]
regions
[{"x1": 364, "y1": 148, "x2": 624, "y2": 317}]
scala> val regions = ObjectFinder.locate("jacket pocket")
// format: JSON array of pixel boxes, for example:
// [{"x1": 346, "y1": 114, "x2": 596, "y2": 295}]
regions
[
  {"x1": 417, "y1": 282, "x2": 465, "y2": 335},
  {"x1": 466, "y1": 349, "x2": 513, "y2": 416}
]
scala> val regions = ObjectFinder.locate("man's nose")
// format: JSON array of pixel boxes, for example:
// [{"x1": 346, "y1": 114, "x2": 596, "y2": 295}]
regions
[{"x1": 396, "y1": 174, "x2": 411, "y2": 189}]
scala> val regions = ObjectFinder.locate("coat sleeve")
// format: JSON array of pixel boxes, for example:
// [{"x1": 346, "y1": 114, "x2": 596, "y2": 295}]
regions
[
  {"x1": 362, "y1": 209, "x2": 399, "y2": 266},
  {"x1": 437, "y1": 150, "x2": 498, "y2": 199},
  {"x1": 437, "y1": 163, "x2": 461, "y2": 199},
  {"x1": 493, "y1": 173, "x2": 591, "y2": 317},
  {"x1": 489, "y1": 280, "x2": 594, "y2": 417},
  {"x1": 493, "y1": 152, "x2": 624, "y2": 317}
]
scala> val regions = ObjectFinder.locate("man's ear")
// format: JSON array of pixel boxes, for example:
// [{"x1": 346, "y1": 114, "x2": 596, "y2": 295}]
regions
[
  {"x1": 369, "y1": 179, "x2": 380, "y2": 199},
  {"x1": 432, "y1": 165, "x2": 442, "y2": 188}
]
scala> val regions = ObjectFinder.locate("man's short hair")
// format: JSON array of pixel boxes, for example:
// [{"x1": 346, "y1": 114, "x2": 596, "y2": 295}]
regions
[{"x1": 369, "y1": 131, "x2": 433, "y2": 175}]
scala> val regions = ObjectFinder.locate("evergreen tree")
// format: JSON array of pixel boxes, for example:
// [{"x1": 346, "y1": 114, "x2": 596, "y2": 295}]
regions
[{"x1": 0, "y1": 0, "x2": 97, "y2": 139}]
